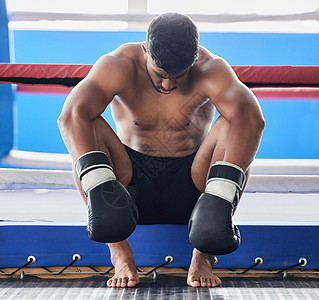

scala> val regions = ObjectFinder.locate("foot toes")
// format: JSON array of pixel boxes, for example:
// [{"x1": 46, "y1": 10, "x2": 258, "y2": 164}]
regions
[
  {"x1": 116, "y1": 278, "x2": 122, "y2": 288},
  {"x1": 107, "y1": 279, "x2": 113, "y2": 287},
  {"x1": 121, "y1": 277, "x2": 128, "y2": 288},
  {"x1": 200, "y1": 277, "x2": 207, "y2": 287},
  {"x1": 188, "y1": 277, "x2": 200, "y2": 288},
  {"x1": 212, "y1": 278, "x2": 221, "y2": 287},
  {"x1": 111, "y1": 278, "x2": 118, "y2": 288},
  {"x1": 192, "y1": 281, "x2": 201, "y2": 288},
  {"x1": 127, "y1": 278, "x2": 138, "y2": 288},
  {"x1": 108, "y1": 278, "x2": 118, "y2": 288},
  {"x1": 188, "y1": 275, "x2": 222, "y2": 288}
]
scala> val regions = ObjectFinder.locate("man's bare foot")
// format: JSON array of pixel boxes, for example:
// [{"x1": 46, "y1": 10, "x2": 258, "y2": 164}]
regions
[
  {"x1": 187, "y1": 248, "x2": 221, "y2": 288},
  {"x1": 107, "y1": 240, "x2": 139, "y2": 288}
]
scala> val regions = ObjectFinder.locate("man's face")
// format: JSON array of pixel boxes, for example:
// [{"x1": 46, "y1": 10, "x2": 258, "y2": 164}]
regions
[
  {"x1": 142, "y1": 44, "x2": 190, "y2": 95},
  {"x1": 145, "y1": 60, "x2": 189, "y2": 95}
]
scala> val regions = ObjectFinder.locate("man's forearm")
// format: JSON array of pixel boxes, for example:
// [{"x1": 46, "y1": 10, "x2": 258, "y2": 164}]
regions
[
  {"x1": 223, "y1": 115, "x2": 265, "y2": 172},
  {"x1": 58, "y1": 114, "x2": 98, "y2": 161}
]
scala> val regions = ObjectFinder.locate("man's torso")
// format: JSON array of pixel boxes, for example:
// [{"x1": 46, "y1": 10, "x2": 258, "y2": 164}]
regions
[{"x1": 108, "y1": 43, "x2": 217, "y2": 157}]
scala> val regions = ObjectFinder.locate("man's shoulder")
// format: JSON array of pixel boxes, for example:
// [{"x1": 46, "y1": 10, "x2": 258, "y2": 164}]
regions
[
  {"x1": 113, "y1": 42, "x2": 143, "y2": 54},
  {"x1": 192, "y1": 47, "x2": 239, "y2": 98},
  {"x1": 93, "y1": 43, "x2": 143, "y2": 78},
  {"x1": 193, "y1": 47, "x2": 237, "y2": 88},
  {"x1": 112, "y1": 42, "x2": 144, "y2": 65},
  {"x1": 196, "y1": 46, "x2": 231, "y2": 73}
]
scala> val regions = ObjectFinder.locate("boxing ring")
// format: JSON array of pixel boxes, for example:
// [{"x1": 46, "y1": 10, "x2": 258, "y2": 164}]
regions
[{"x1": 0, "y1": 63, "x2": 319, "y2": 299}]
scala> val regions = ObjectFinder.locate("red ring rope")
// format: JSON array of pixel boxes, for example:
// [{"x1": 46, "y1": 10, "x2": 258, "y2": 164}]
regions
[{"x1": 0, "y1": 63, "x2": 319, "y2": 98}]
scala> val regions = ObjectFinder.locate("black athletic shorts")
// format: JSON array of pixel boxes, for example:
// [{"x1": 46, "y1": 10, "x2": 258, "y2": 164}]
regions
[{"x1": 125, "y1": 145, "x2": 201, "y2": 225}]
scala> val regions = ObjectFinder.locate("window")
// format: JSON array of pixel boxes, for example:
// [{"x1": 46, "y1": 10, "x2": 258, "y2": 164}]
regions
[
  {"x1": 6, "y1": 0, "x2": 319, "y2": 32},
  {"x1": 6, "y1": 0, "x2": 128, "y2": 14},
  {"x1": 147, "y1": 0, "x2": 318, "y2": 15}
]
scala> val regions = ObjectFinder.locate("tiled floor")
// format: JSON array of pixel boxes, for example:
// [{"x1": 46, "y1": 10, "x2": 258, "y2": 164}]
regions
[{"x1": 0, "y1": 276, "x2": 319, "y2": 299}]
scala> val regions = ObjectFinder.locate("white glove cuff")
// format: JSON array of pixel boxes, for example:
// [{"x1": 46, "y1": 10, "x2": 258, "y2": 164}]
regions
[
  {"x1": 81, "y1": 167, "x2": 116, "y2": 195},
  {"x1": 205, "y1": 179, "x2": 237, "y2": 203}
]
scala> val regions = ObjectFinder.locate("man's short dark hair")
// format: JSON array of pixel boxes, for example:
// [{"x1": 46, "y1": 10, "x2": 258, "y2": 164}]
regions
[{"x1": 146, "y1": 13, "x2": 199, "y2": 74}]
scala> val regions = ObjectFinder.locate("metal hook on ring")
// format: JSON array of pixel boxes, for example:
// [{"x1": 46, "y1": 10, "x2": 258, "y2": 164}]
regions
[
  {"x1": 143, "y1": 256, "x2": 174, "y2": 276},
  {"x1": 276, "y1": 257, "x2": 307, "y2": 275},
  {"x1": 2, "y1": 256, "x2": 36, "y2": 277},
  {"x1": 53, "y1": 254, "x2": 81, "y2": 276},
  {"x1": 239, "y1": 257, "x2": 263, "y2": 274}
]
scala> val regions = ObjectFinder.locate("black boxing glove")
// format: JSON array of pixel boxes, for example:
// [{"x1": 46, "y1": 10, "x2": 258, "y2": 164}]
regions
[
  {"x1": 75, "y1": 151, "x2": 138, "y2": 243},
  {"x1": 188, "y1": 161, "x2": 246, "y2": 255}
]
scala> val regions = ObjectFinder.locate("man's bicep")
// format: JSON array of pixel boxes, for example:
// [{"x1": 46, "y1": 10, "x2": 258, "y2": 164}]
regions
[
  {"x1": 63, "y1": 56, "x2": 125, "y2": 119},
  {"x1": 62, "y1": 78, "x2": 110, "y2": 121},
  {"x1": 200, "y1": 58, "x2": 251, "y2": 120},
  {"x1": 86, "y1": 54, "x2": 126, "y2": 99},
  {"x1": 212, "y1": 80, "x2": 261, "y2": 123}
]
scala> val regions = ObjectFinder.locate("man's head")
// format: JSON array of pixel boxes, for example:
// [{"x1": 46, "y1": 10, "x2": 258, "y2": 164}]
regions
[{"x1": 145, "y1": 13, "x2": 199, "y2": 74}]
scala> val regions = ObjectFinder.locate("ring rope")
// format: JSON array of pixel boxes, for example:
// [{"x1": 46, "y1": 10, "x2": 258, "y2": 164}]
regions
[
  {"x1": 1, "y1": 63, "x2": 319, "y2": 87},
  {"x1": 3, "y1": 150, "x2": 319, "y2": 174},
  {"x1": 0, "y1": 168, "x2": 318, "y2": 193}
]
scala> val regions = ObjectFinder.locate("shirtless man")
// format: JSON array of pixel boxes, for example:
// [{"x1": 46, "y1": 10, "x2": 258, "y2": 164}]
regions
[{"x1": 58, "y1": 13, "x2": 265, "y2": 288}]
